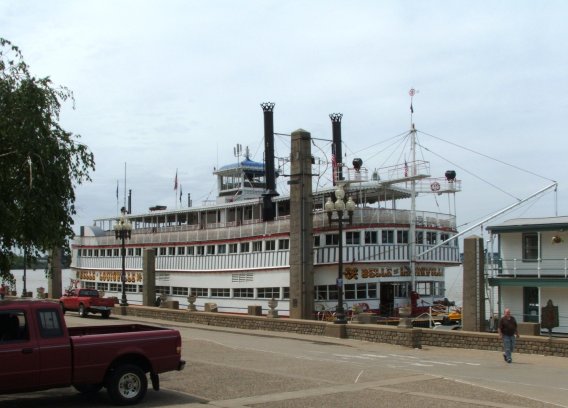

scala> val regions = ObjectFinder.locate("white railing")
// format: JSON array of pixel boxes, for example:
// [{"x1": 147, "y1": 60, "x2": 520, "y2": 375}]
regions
[{"x1": 487, "y1": 258, "x2": 568, "y2": 279}]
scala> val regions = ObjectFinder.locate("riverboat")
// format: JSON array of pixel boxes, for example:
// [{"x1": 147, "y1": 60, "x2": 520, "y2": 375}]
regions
[{"x1": 71, "y1": 103, "x2": 462, "y2": 317}]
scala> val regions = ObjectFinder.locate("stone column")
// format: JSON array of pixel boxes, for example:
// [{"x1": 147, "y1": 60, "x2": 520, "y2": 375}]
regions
[
  {"x1": 462, "y1": 235, "x2": 486, "y2": 332},
  {"x1": 289, "y1": 128, "x2": 314, "y2": 320},
  {"x1": 142, "y1": 249, "x2": 156, "y2": 306}
]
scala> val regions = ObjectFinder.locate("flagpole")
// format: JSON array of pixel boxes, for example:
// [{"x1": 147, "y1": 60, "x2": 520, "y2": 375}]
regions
[
  {"x1": 123, "y1": 162, "x2": 127, "y2": 212},
  {"x1": 174, "y1": 169, "x2": 178, "y2": 209}
]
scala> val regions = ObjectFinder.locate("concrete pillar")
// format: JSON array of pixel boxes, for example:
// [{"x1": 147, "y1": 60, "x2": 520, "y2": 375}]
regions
[
  {"x1": 47, "y1": 247, "x2": 63, "y2": 299},
  {"x1": 142, "y1": 249, "x2": 156, "y2": 306},
  {"x1": 289, "y1": 128, "x2": 314, "y2": 320},
  {"x1": 462, "y1": 236, "x2": 486, "y2": 332}
]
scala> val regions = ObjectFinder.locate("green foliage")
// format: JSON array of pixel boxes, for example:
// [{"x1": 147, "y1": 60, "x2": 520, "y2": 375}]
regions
[{"x1": 0, "y1": 38, "x2": 94, "y2": 280}]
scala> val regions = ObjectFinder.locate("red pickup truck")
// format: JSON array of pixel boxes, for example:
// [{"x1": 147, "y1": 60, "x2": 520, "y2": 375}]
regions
[
  {"x1": 0, "y1": 299, "x2": 185, "y2": 405},
  {"x1": 60, "y1": 288, "x2": 115, "y2": 318}
]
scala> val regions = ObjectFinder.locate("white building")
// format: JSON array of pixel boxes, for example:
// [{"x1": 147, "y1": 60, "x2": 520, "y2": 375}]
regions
[{"x1": 486, "y1": 217, "x2": 568, "y2": 334}]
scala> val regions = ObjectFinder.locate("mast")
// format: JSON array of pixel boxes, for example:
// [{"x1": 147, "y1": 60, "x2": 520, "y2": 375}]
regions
[
  {"x1": 409, "y1": 88, "x2": 417, "y2": 293},
  {"x1": 409, "y1": 123, "x2": 417, "y2": 293}
]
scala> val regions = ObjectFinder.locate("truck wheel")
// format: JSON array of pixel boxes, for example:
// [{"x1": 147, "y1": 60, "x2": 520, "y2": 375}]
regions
[
  {"x1": 106, "y1": 364, "x2": 147, "y2": 406},
  {"x1": 60, "y1": 302, "x2": 66, "y2": 315},
  {"x1": 78, "y1": 304, "x2": 88, "y2": 318},
  {"x1": 102, "y1": 310, "x2": 111, "y2": 319}
]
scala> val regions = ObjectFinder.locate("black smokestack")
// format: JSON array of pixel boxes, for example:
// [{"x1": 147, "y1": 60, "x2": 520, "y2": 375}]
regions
[
  {"x1": 261, "y1": 102, "x2": 278, "y2": 221},
  {"x1": 330, "y1": 113, "x2": 343, "y2": 184},
  {"x1": 128, "y1": 189, "x2": 132, "y2": 214}
]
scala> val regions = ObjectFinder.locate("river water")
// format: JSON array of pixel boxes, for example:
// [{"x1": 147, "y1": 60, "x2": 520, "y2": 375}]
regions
[{"x1": 4, "y1": 268, "x2": 73, "y2": 296}]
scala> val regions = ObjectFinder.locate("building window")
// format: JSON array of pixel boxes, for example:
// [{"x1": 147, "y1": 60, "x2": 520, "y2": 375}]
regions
[
  {"x1": 346, "y1": 231, "x2": 360, "y2": 245},
  {"x1": 344, "y1": 284, "x2": 356, "y2": 300},
  {"x1": 257, "y1": 287, "x2": 280, "y2": 299},
  {"x1": 96, "y1": 282, "x2": 109, "y2": 291},
  {"x1": 211, "y1": 288, "x2": 230, "y2": 297},
  {"x1": 523, "y1": 233, "x2": 539, "y2": 261},
  {"x1": 124, "y1": 284, "x2": 137, "y2": 293},
  {"x1": 110, "y1": 283, "x2": 121, "y2": 292},
  {"x1": 229, "y1": 243, "x2": 238, "y2": 253},
  {"x1": 172, "y1": 287, "x2": 189, "y2": 296},
  {"x1": 233, "y1": 288, "x2": 254, "y2": 298},
  {"x1": 252, "y1": 241, "x2": 262, "y2": 252},
  {"x1": 364, "y1": 231, "x2": 378, "y2": 244},
  {"x1": 265, "y1": 240, "x2": 276, "y2": 251},
  {"x1": 282, "y1": 287, "x2": 290, "y2": 299},
  {"x1": 156, "y1": 286, "x2": 170, "y2": 295},
  {"x1": 278, "y1": 239, "x2": 289, "y2": 250},
  {"x1": 240, "y1": 242, "x2": 250, "y2": 253},
  {"x1": 382, "y1": 230, "x2": 394, "y2": 244},
  {"x1": 190, "y1": 287, "x2": 208, "y2": 297}
]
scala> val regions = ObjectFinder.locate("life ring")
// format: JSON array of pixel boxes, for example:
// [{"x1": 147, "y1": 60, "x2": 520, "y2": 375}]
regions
[{"x1": 430, "y1": 181, "x2": 441, "y2": 191}]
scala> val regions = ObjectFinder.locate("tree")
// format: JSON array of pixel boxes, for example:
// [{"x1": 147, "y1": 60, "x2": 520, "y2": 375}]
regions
[{"x1": 0, "y1": 38, "x2": 94, "y2": 280}]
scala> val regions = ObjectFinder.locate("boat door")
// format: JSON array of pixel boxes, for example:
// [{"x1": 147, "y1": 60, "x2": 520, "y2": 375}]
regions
[{"x1": 379, "y1": 283, "x2": 395, "y2": 316}]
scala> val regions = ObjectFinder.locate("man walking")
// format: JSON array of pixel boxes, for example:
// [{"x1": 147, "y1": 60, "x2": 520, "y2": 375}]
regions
[{"x1": 498, "y1": 308, "x2": 520, "y2": 363}]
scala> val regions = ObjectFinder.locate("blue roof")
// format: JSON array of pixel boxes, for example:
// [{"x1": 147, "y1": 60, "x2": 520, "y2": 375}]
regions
[{"x1": 216, "y1": 158, "x2": 265, "y2": 173}]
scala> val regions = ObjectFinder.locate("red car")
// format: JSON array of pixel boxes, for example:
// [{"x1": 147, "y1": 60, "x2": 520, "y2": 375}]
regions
[
  {"x1": 0, "y1": 299, "x2": 185, "y2": 405},
  {"x1": 60, "y1": 288, "x2": 116, "y2": 318}
]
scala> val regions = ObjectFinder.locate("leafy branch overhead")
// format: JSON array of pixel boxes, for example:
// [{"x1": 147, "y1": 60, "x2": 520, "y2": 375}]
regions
[{"x1": 0, "y1": 38, "x2": 95, "y2": 278}]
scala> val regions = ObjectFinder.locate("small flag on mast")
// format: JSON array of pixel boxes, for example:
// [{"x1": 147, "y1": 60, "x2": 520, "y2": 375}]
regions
[
  {"x1": 180, "y1": 185, "x2": 183, "y2": 203},
  {"x1": 174, "y1": 170, "x2": 178, "y2": 190},
  {"x1": 116, "y1": 180, "x2": 119, "y2": 199},
  {"x1": 331, "y1": 144, "x2": 337, "y2": 186}
]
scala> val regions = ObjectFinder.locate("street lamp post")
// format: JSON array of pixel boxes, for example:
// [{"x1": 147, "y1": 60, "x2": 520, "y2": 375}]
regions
[
  {"x1": 325, "y1": 184, "x2": 356, "y2": 324},
  {"x1": 114, "y1": 206, "x2": 132, "y2": 307}
]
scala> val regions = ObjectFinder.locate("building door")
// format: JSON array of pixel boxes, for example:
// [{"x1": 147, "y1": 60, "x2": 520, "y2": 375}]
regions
[
  {"x1": 379, "y1": 283, "x2": 394, "y2": 316},
  {"x1": 523, "y1": 287, "x2": 539, "y2": 322}
]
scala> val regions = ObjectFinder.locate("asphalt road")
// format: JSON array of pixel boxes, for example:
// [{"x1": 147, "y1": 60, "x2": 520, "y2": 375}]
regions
[{"x1": 1, "y1": 312, "x2": 567, "y2": 408}]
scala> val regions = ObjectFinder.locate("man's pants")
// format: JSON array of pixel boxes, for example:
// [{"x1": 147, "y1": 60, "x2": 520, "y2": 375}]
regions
[{"x1": 502, "y1": 335, "x2": 516, "y2": 361}]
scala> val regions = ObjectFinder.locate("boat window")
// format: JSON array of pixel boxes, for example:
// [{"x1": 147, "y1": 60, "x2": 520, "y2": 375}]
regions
[
  {"x1": 426, "y1": 232, "x2": 437, "y2": 245},
  {"x1": 113, "y1": 249, "x2": 119, "y2": 256},
  {"x1": 313, "y1": 236, "x2": 320, "y2": 247},
  {"x1": 416, "y1": 282, "x2": 432, "y2": 296},
  {"x1": 177, "y1": 247, "x2": 186, "y2": 255},
  {"x1": 94, "y1": 249, "x2": 99, "y2": 257},
  {"x1": 217, "y1": 244, "x2": 226, "y2": 254},
  {"x1": 344, "y1": 284, "x2": 356, "y2": 300},
  {"x1": 240, "y1": 242, "x2": 250, "y2": 253},
  {"x1": 265, "y1": 240, "x2": 276, "y2": 251},
  {"x1": 197, "y1": 246, "x2": 205, "y2": 255},
  {"x1": 228, "y1": 244, "x2": 238, "y2": 254},
  {"x1": 135, "y1": 248, "x2": 142, "y2": 256},
  {"x1": 187, "y1": 246, "x2": 195, "y2": 256},
  {"x1": 364, "y1": 231, "x2": 378, "y2": 244},
  {"x1": 325, "y1": 234, "x2": 339, "y2": 246},
  {"x1": 397, "y1": 231, "x2": 409, "y2": 244},
  {"x1": 381, "y1": 230, "x2": 394, "y2": 244},
  {"x1": 168, "y1": 247, "x2": 175, "y2": 256},
  {"x1": 522, "y1": 233, "x2": 538, "y2": 261},
  {"x1": 207, "y1": 245, "x2": 215, "y2": 255},
  {"x1": 278, "y1": 239, "x2": 290, "y2": 250},
  {"x1": 346, "y1": 232, "x2": 360, "y2": 245},
  {"x1": 440, "y1": 233, "x2": 450, "y2": 245},
  {"x1": 159, "y1": 247, "x2": 167, "y2": 256},
  {"x1": 107, "y1": 249, "x2": 113, "y2": 256},
  {"x1": 252, "y1": 241, "x2": 262, "y2": 252},
  {"x1": 156, "y1": 286, "x2": 170, "y2": 295},
  {"x1": 415, "y1": 231, "x2": 424, "y2": 244}
]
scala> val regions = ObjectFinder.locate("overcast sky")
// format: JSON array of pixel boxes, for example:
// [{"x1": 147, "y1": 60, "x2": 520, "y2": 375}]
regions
[{"x1": 2, "y1": 1, "x2": 567, "y2": 237}]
